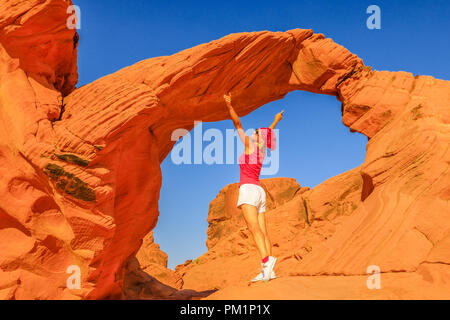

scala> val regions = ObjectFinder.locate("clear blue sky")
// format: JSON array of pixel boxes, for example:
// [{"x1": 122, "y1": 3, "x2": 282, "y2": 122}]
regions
[{"x1": 75, "y1": 0, "x2": 449, "y2": 269}]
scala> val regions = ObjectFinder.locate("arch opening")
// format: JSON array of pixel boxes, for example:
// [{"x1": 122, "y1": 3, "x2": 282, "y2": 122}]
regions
[{"x1": 153, "y1": 90, "x2": 368, "y2": 270}]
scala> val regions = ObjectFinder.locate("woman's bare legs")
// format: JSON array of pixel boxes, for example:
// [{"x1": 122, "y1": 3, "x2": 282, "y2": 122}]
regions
[
  {"x1": 241, "y1": 204, "x2": 268, "y2": 259},
  {"x1": 257, "y1": 212, "x2": 272, "y2": 256}
]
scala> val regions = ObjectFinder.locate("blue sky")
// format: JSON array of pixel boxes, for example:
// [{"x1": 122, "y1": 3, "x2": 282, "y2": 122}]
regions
[{"x1": 75, "y1": 0, "x2": 449, "y2": 269}]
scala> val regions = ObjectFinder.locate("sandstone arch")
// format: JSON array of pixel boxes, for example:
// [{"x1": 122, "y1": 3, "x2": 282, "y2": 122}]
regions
[{"x1": 0, "y1": 1, "x2": 448, "y2": 299}]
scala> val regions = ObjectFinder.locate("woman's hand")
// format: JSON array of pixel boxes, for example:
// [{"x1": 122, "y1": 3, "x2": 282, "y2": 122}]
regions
[
  {"x1": 275, "y1": 110, "x2": 284, "y2": 122},
  {"x1": 223, "y1": 92, "x2": 247, "y2": 146},
  {"x1": 223, "y1": 93, "x2": 232, "y2": 107},
  {"x1": 270, "y1": 110, "x2": 284, "y2": 129},
  {"x1": 224, "y1": 91, "x2": 242, "y2": 128}
]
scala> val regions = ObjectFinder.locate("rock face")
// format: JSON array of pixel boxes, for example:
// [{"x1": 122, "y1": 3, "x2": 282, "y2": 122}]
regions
[
  {"x1": 134, "y1": 231, "x2": 183, "y2": 290},
  {"x1": 0, "y1": 1, "x2": 448, "y2": 299},
  {"x1": 206, "y1": 178, "x2": 306, "y2": 250},
  {"x1": 177, "y1": 175, "x2": 361, "y2": 291},
  {"x1": 0, "y1": 0, "x2": 78, "y2": 96},
  {"x1": 181, "y1": 173, "x2": 450, "y2": 300}
]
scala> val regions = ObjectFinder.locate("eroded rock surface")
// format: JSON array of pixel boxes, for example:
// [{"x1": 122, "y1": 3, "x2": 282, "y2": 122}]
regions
[{"x1": 0, "y1": 0, "x2": 448, "y2": 299}]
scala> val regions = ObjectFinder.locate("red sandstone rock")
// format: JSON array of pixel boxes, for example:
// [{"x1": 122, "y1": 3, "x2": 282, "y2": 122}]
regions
[
  {"x1": 121, "y1": 257, "x2": 214, "y2": 300},
  {"x1": 0, "y1": 0, "x2": 78, "y2": 96},
  {"x1": 136, "y1": 232, "x2": 168, "y2": 268},
  {"x1": 0, "y1": 0, "x2": 448, "y2": 300},
  {"x1": 206, "y1": 178, "x2": 302, "y2": 249},
  {"x1": 181, "y1": 172, "x2": 450, "y2": 299},
  {"x1": 205, "y1": 269, "x2": 450, "y2": 300},
  {"x1": 177, "y1": 173, "x2": 363, "y2": 292},
  {"x1": 134, "y1": 232, "x2": 183, "y2": 290}
]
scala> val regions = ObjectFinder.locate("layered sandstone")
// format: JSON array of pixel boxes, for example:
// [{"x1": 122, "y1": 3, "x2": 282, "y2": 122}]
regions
[
  {"x1": 134, "y1": 231, "x2": 183, "y2": 290},
  {"x1": 176, "y1": 174, "x2": 362, "y2": 291},
  {"x1": 180, "y1": 173, "x2": 450, "y2": 299},
  {"x1": 206, "y1": 178, "x2": 306, "y2": 250},
  {"x1": 0, "y1": 0, "x2": 448, "y2": 300}
]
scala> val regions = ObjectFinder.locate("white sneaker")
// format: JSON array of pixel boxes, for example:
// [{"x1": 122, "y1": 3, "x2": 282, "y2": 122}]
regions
[
  {"x1": 262, "y1": 256, "x2": 277, "y2": 282},
  {"x1": 251, "y1": 267, "x2": 276, "y2": 282}
]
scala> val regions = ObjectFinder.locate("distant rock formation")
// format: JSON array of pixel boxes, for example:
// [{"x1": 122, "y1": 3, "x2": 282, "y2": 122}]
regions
[
  {"x1": 205, "y1": 178, "x2": 307, "y2": 250},
  {"x1": 0, "y1": 0, "x2": 448, "y2": 299},
  {"x1": 176, "y1": 175, "x2": 361, "y2": 291},
  {"x1": 134, "y1": 231, "x2": 183, "y2": 290},
  {"x1": 123, "y1": 232, "x2": 214, "y2": 299},
  {"x1": 179, "y1": 174, "x2": 450, "y2": 299}
]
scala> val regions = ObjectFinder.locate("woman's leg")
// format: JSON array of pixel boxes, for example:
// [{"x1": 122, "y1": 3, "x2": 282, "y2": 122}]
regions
[
  {"x1": 257, "y1": 212, "x2": 272, "y2": 256},
  {"x1": 241, "y1": 204, "x2": 268, "y2": 259}
]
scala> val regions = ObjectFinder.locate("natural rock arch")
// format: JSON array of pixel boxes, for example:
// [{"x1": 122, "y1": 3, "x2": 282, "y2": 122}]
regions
[{"x1": 0, "y1": 1, "x2": 448, "y2": 299}]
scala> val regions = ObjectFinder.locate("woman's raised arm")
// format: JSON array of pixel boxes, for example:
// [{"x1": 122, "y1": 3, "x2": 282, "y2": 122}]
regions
[
  {"x1": 270, "y1": 110, "x2": 284, "y2": 129},
  {"x1": 223, "y1": 93, "x2": 250, "y2": 148}
]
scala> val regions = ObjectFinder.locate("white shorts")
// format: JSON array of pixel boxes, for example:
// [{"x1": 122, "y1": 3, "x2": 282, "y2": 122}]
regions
[{"x1": 237, "y1": 184, "x2": 266, "y2": 213}]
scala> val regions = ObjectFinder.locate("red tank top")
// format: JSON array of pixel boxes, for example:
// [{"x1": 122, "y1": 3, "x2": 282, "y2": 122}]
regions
[{"x1": 238, "y1": 143, "x2": 265, "y2": 187}]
